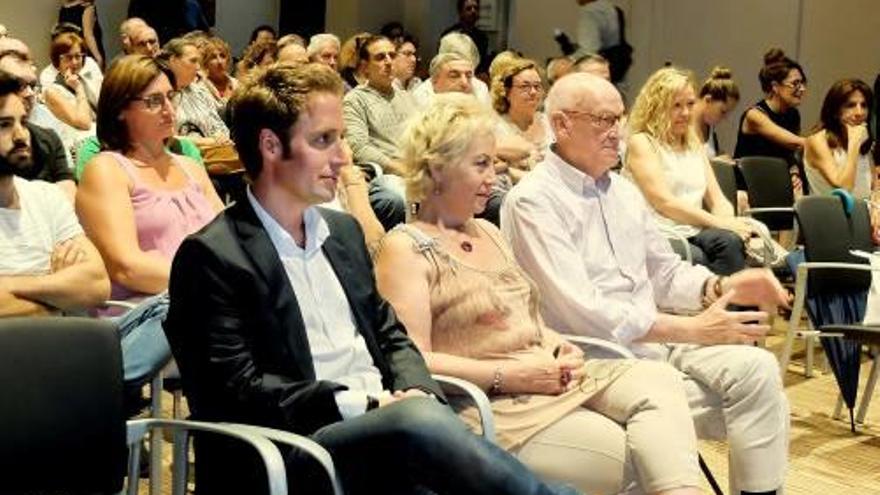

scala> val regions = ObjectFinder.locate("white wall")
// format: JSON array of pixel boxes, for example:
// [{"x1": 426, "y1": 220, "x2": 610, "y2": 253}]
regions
[
  {"x1": 507, "y1": 0, "x2": 880, "y2": 151},
  {"x1": 0, "y1": 0, "x2": 279, "y2": 69}
]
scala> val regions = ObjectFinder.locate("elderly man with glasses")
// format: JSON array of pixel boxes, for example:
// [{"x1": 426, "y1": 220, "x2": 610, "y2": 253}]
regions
[{"x1": 502, "y1": 73, "x2": 792, "y2": 495}]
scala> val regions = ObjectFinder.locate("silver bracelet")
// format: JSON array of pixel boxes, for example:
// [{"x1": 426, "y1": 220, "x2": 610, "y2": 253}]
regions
[{"x1": 490, "y1": 367, "x2": 504, "y2": 395}]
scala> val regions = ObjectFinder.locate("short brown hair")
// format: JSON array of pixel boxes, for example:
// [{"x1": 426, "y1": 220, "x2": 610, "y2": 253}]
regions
[
  {"x1": 229, "y1": 63, "x2": 344, "y2": 179},
  {"x1": 97, "y1": 55, "x2": 176, "y2": 153},
  {"x1": 50, "y1": 32, "x2": 84, "y2": 68}
]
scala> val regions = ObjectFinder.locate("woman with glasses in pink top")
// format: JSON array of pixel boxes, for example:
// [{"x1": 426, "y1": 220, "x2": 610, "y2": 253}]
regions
[{"x1": 76, "y1": 55, "x2": 223, "y2": 406}]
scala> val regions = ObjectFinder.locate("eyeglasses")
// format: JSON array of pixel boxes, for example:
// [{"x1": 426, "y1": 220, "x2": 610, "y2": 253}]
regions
[
  {"x1": 512, "y1": 82, "x2": 543, "y2": 93},
  {"x1": 135, "y1": 38, "x2": 159, "y2": 48},
  {"x1": 60, "y1": 52, "x2": 84, "y2": 63},
  {"x1": 562, "y1": 109, "x2": 624, "y2": 131},
  {"x1": 370, "y1": 51, "x2": 397, "y2": 62},
  {"x1": 131, "y1": 90, "x2": 181, "y2": 112},
  {"x1": 781, "y1": 79, "x2": 806, "y2": 91}
]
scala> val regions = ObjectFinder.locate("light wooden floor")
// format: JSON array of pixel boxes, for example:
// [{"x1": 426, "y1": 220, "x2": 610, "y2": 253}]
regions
[
  {"x1": 698, "y1": 331, "x2": 880, "y2": 494},
  {"x1": 143, "y1": 328, "x2": 880, "y2": 495}
]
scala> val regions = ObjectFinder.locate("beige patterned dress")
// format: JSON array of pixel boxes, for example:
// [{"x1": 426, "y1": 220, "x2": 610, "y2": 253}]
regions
[{"x1": 391, "y1": 221, "x2": 633, "y2": 450}]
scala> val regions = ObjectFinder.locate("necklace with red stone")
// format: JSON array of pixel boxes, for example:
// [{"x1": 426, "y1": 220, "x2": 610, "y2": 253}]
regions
[{"x1": 437, "y1": 220, "x2": 475, "y2": 253}]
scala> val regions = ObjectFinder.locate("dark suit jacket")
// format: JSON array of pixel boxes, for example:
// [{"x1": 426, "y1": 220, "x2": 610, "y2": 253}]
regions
[{"x1": 164, "y1": 198, "x2": 443, "y2": 492}]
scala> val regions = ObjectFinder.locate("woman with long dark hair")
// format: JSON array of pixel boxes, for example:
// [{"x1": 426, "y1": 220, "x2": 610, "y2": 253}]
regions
[{"x1": 804, "y1": 79, "x2": 876, "y2": 198}]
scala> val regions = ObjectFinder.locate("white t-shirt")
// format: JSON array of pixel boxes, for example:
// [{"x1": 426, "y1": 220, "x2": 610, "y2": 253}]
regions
[{"x1": 0, "y1": 177, "x2": 83, "y2": 276}]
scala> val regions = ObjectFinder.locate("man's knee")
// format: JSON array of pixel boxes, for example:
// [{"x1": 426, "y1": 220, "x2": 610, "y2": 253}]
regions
[
  {"x1": 385, "y1": 397, "x2": 465, "y2": 442},
  {"x1": 728, "y1": 348, "x2": 784, "y2": 404}
]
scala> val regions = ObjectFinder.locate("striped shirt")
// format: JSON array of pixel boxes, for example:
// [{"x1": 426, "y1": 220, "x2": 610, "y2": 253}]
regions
[{"x1": 0, "y1": 177, "x2": 82, "y2": 276}]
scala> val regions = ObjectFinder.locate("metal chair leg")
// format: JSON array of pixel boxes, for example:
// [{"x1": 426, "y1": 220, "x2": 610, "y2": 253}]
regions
[
  {"x1": 856, "y1": 347, "x2": 880, "y2": 424},
  {"x1": 150, "y1": 373, "x2": 163, "y2": 495},
  {"x1": 833, "y1": 393, "x2": 845, "y2": 421}
]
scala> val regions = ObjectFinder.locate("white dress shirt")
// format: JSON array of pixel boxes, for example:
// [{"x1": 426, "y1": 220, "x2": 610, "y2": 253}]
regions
[
  {"x1": 501, "y1": 149, "x2": 712, "y2": 358},
  {"x1": 247, "y1": 189, "x2": 384, "y2": 418}
]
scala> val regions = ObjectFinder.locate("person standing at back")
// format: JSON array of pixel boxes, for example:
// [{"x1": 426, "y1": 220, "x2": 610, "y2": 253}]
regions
[{"x1": 58, "y1": 0, "x2": 105, "y2": 69}]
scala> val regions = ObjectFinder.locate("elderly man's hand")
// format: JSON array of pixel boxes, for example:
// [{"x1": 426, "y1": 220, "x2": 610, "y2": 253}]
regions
[{"x1": 725, "y1": 268, "x2": 791, "y2": 310}]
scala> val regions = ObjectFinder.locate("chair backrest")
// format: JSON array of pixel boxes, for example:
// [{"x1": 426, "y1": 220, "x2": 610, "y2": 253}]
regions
[
  {"x1": 709, "y1": 159, "x2": 739, "y2": 214},
  {"x1": 794, "y1": 196, "x2": 871, "y2": 293},
  {"x1": 0, "y1": 317, "x2": 127, "y2": 494},
  {"x1": 739, "y1": 155, "x2": 795, "y2": 230}
]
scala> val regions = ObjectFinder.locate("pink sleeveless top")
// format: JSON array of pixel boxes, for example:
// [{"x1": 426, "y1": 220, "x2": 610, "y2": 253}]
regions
[{"x1": 105, "y1": 152, "x2": 217, "y2": 300}]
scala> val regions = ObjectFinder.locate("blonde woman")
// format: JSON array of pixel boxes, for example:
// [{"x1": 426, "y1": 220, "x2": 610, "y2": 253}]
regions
[
  {"x1": 625, "y1": 67, "x2": 748, "y2": 274},
  {"x1": 375, "y1": 93, "x2": 702, "y2": 495}
]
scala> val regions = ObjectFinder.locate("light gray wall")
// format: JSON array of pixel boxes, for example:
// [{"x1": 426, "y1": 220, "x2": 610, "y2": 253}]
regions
[
  {"x1": 1, "y1": 0, "x2": 279, "y2": 69},
  {"x1": 507, "y1": 0, "x2": 880, "y2": 152},
  {"x1": 7, "y1": 0, "x2": 880, "y2": 150}
]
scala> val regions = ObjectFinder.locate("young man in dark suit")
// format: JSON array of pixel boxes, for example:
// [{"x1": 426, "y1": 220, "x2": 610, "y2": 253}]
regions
[{"x1": 164, "y1": 63, "x2": 576, "y2": 495}]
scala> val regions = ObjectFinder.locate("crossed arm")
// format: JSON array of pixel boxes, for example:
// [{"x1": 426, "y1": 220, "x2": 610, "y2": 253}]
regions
[{"x1": 0, "y1": 234, "x2": 110, "y2": 316}]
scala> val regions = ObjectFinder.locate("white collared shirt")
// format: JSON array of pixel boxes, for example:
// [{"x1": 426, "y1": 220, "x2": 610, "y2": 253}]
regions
[
  {"x1": 501, "y1": 149, "x2": 712, "y2": 358},
  {"x1": 247, "y1": 189, "x2": 384, "y2": 417}
]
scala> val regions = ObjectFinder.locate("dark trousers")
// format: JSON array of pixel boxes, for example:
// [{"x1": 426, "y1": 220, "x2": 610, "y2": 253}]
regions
[
  {"x1": 688, "y1": 228, "x2": 746, "y2": 275},
  {"x1": 309, "y1": 398, "x2": 576, "y2": 495},
  {"x1": 195, "y1": 398, "x2": 579, "y2": 495}
]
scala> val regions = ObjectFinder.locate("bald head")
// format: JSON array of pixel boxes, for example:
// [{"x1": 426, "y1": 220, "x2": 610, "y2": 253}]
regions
[
  {"x1": 0, "y1": 37, "x2": 31, "y2": 60},
  {"x1": 546, "y1": 72, "x2": 616, "y2": 114},
  {"x1": 547, "y1": 73, "x2": 624, "y2": 178},
  {"x1": 120, "y1": 18, "x2": 148, "y2": 54}
]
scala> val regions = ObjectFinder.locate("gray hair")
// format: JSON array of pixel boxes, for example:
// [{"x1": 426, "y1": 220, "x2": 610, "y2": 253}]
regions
[
  {"x1": 429, "y1": 52, "x2": 471, "y2": 79},
  {"x1": 307, "y1": 33, "x2": 340, "y2": 58},
  {"x1": 438, "y1": 32, "x2": 479, "y2": 68}
]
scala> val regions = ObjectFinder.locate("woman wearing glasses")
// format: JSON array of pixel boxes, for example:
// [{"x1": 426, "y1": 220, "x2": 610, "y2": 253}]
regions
[
  {"x1": 733, "y1": 48, "x2": 807, "y2": 192},
  {"x1": 375, "y1": 93, "x2": 701, "y2": 495},
  {"x1": 483, "y1": 57, "x2": 550, "y2": 225},
  {"x1": 43, "y1": 31, "x2": 99, "y2": 155},
  {"x1": 625, "y1": 67, "x2": 748, "y2": 275},
  {"x1": 76, "y1": 55, "x2": 223, "y2": 408}
]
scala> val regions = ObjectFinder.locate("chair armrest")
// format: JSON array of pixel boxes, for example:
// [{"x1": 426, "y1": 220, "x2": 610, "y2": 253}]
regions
[
  {"x1": 126, "y1": 418, "x2": 288, "y2": 495},
  {"x1": 223, "y1": 424, "x2": 343, "y2": 495},
  {"x1": 564, "y1": 335, "x2": 636, "y2": 358},
  {"x1": 356, "y1": 161, "x2": 383, "y2": 181},
  {"x1": 432, "y1": 374, "x2": 496, "y2": 442},
  {"x1": 659, "y1": 225, "x2": 693, "y2": 264},
  {"x1": 100, "y1": 300, "x2": 139, "y2": 311},
  {"x1": 742, "y1": 207, "x2": 795, "y2": 217},
  {"x1": 819, "y1": 324, "x2": 880, "y2": 345}
]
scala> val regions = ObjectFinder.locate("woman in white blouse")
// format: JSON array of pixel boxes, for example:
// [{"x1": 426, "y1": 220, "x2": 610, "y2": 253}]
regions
[
  {"x1": 625, "y1": 67, "x2": 749, "y2": 275},
  {"x1": 804, "y1": 78, "x2": 876, "y2": 199}
]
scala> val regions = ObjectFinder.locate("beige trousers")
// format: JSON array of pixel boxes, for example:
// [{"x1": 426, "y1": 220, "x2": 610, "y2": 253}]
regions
[
  {"x1": 664, "y1": 344, "x2": 790, "y2": 495},
  {"x1": 514, "y1": 360, "x2": 701, "y2": 494}
]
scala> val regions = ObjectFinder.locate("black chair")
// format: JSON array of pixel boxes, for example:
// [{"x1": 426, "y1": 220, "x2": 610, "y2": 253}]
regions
[
  {"x1": 709, "y1": 159, "x2": 739, "y2": 215},
  {"x1": 0, "y1": 317, "x2": 311, "y2": 495},
  {"x1": 782, "y1": 196, "x2": 875, "y2": 395},
  {"x1": 739, "y1": 156, "x2": 796, "y2": 231}
]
